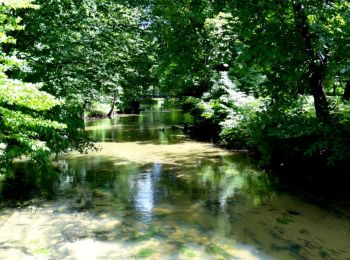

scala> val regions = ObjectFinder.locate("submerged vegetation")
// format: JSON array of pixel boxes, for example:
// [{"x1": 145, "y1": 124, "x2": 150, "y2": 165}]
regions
[{"x1": 1, "y1": 0, "x2": 350, "y2": 175}]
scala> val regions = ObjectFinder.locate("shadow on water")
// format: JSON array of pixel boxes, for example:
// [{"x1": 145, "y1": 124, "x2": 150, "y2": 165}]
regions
[
  {"x1": 0, "y1": 163, "x2": 60, "y2": 206},
  {"x1": 0, "y1": 101, "x2": 349, "y2": 259}
]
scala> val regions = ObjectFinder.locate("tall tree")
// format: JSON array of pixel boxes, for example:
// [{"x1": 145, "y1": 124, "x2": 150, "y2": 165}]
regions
[
  {"x1": 148, "y1": 0, "x2": 213, "y2": 97},
  {"x1": 223, "y1": 0, "x2": 350, "y2": 119},
  {"x1": 17, "y1": 1, "x2": 155, "y2": 113},
  {"x1": 0, "y1": 0, "x2": 65, "y2": 173}
]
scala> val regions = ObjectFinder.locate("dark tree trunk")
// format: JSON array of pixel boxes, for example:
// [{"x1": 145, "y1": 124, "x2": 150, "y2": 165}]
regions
[
  {"x1": 333, "y1": 84, "x2": 337, "y2": 96},
  {"x1": 309, "y1": 62, "x2": 330, "y2": 119},
  {"x1": 294, "y1": 2, "x2": 330, "y2": 119},
  {"x1": 343, "y1": 80, "x2": 350, "y2": 101},
  {"x1": 107, "y1": 93, "x2": 117, "y2": 118},
  {"x1": 107, "y1": 102, "x2": 115, "y2": 118}
]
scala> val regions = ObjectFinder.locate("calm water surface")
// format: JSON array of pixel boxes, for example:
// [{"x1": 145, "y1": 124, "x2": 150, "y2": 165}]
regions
[{"x1": 0, "y1": 101, "x2": 350, "y2": 259}]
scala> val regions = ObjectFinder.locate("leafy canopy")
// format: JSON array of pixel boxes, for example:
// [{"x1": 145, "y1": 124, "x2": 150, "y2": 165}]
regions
[{"x1": 0, "y1": 0, "x2": 65, "y2": 172}]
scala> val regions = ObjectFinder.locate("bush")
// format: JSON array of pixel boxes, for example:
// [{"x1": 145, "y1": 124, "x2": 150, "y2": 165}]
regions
[{"x1": 220, "y1": 97, "x2": 350, "y2": 168}]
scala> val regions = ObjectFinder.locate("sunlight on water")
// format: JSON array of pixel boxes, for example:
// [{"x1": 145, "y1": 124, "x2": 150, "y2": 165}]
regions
[{"x1": 0, "y1": 102, "x2": 350, "y2": 259}]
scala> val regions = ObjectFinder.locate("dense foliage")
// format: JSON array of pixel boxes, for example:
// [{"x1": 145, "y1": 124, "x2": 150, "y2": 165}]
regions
[
  {"x1": 0, "y1": 0, "x2": 65, "y2": 173},
  {"x1": 146, "y1": 0, "x2": 350, "y2": 168},
  {"x1": 17, "y1": 0, "x2": 155, "y2": 114},
  {"x1": 1, "y1": 0, "x2": 350, "y2": 173}
]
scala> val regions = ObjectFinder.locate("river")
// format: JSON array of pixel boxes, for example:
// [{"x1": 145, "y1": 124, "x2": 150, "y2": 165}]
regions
[{"x1": 0, "y1": 100, "x2": 349, "y2": 259}]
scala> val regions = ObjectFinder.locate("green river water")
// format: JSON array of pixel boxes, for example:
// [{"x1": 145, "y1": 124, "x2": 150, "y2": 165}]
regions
[{"x1": 0, "y1": 100, "x2": 349, "y2": 259}]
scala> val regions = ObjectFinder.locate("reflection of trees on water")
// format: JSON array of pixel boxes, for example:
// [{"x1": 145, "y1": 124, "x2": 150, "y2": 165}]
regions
[
  {"x1": 198, "y1": 156, "x2": 276, "y2": 209},
  {"x1": 129, "y1": 163, "x2": 162, "y2": 223},
  {"x1": 0, "y1": 150, "x2": 275, "y2": 219},
  {"x1": 3, "y1": 157, "x2": 272, "y2": 228},
  {"x1": 85, "y1": 110, "x2": 189, "y2": 144},
  {"x1": 0, "y1": 162, "x2": 60, "y2": 203}
]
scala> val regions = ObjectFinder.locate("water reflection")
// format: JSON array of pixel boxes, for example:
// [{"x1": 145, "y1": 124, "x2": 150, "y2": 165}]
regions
[
  {"x1": 131, "y1": 163, "x2": 162, "y2": 223},
  {"x1": 0, "y1": 102, "x2": 349, "y2": 259},
  {"x1": 86, "y1": 109, "x2": 190, "y2": 144}
]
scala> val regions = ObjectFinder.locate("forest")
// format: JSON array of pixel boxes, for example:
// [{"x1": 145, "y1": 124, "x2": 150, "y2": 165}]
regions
[
  {"x1": 2, "y1": 1, "x2": 350, "y2": 259},
  {"x1": 1, "y1": 0, "x2": 350, "y2": 175}
]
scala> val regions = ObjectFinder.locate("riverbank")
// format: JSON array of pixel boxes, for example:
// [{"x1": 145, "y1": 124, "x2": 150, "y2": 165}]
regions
[
  {"x1": 1, "y1": 106, "x2": 350, "y2": 259},
  {"x1": 85, "y1": 100, "x2": 350, "y2": 194}
]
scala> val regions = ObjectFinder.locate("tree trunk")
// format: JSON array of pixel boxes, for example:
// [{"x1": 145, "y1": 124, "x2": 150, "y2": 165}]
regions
[
  {"x1": 309, "y1": 62, "x2": 330, "y2": 119},
  {"x1": 293, "y1": 2, "x2": 330, "y2": 119},
  {"x1": 107, "y1": 102, "x2": 115, "y2": 118},
  {"x1": 343, "y1": 80, "x2": 350, "y2": 101},
  {"x1": 107, "y1": 94, "x2": 117, "y2": 118}
]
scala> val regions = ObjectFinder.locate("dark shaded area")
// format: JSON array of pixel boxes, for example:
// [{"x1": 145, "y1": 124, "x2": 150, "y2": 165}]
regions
[
  {"x1": 0, "y1": 162, "x2": 59, "y2": 207},
  {"x1": 343, "y1": 80, "x2": 350, "y2": 101}
]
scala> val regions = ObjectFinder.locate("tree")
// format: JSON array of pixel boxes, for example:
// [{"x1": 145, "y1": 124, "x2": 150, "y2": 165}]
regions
[
  {"x1": 143, "y1": 0, "x2": 350, "y2": 166},
  {"x1": 223, "y1": 0, "x2": 350, "y2": 119},
  {"x1": 17, "y1": 0, "x2": 155, "y2": 115},
  {"x1": 148, "y1": 0, "x2": 213, "y2": 97},
  {"x1": 216, "y1": 0, "x2": 350, "y2": 165},
  {"x1": 0, "y1": 0, "x2": 65, "y2": 173}
]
